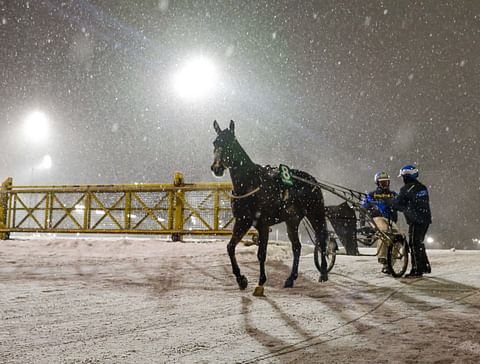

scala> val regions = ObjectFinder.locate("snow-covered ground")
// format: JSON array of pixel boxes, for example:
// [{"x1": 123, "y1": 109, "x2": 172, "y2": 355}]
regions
[{"x1": 0, "y1": 237, "x2": 479, "y2": 363}]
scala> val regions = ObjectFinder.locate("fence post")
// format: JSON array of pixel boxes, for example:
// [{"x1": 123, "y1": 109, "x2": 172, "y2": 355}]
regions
[
  {"x1": 84, "y1": 192, "x2": 91, "y2": 230},
  {"x1": 124, "y1": 191, "x2": 131, "y2": 230},
  {"x1": 0, "y1": 177, "x2": 13, "y2": 240},
  {"x1": 172, "y1": 172, "x2": 184, "y2": 241}
]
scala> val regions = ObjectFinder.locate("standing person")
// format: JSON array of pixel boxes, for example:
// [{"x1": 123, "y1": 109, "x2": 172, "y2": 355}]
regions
[
  {"x1": 392, "y1": 164, "x2": 432, "y2": 277},
  {"x1": 361, "y1": 171, "x2": 399, "y2": 273}
]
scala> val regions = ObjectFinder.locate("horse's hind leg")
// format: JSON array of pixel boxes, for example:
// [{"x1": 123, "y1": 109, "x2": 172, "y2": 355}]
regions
[
  {"x1": 227, "y1": 219, "x2": 252, "y2": 290},
  {"x1": 307, "y1": 211, "x2": 329, "y2": 282},
  {"x1": 284, "y1": 219, "x2": 302, "y2": 288}
]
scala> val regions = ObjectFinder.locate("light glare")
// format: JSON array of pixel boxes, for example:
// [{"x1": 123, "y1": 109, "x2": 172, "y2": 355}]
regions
[
  {"x1": 173, "y1": 57, "x2": 217, "y2": 100},
  {"x1": 38, "y1": 155, "x2": 52, "y2": 170},
  {"x1": 24, "y1": 111, "x2": 49, "y2": 142}
]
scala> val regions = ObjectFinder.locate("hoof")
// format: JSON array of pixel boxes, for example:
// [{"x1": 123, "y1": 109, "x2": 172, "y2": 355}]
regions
[
  {"x1": 284, "y1": 277, "x2": 294, "y2": 288},
  {"x1": 237, "y1": 275, "x2": 248, "y2": 290},
  {"x1": 319, "y1": 274, "x2": 328, "y2": 282},
  {"x1": 253, "y1": 285, "x2": 265, "y2": 297}
]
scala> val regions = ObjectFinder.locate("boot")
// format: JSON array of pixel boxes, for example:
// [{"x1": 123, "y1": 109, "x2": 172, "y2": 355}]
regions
[
  {"x1": 422, "y1": 251, "x2": 432, "y2": 274},
  {"x1": 406, "y1": 252, "x2": 418, "y2": 278},
  {"x1": 408, "y1": 245, "x2": 425, "y2": 277},
  {"x1": 405, "y1": 268, "x2": 422, "y2": 278},
  {"x1": 405, "y1": 272, "x2": 423, "y2": 278},
  {"x1": 405, "y1": 252, "x2": 420, "y2": 277}
]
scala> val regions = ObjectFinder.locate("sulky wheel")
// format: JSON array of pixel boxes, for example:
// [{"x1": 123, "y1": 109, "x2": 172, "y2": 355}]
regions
[
  {"x1": 314, "y1": 236, "x2": 337, "y2": 273},
  {"x1": 387, "y1": 235, "x2": 409, "y2": 277}
]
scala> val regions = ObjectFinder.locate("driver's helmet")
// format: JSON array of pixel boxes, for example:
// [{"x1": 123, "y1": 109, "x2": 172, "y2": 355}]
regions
[
  {"x1": 374, "y1": 171, "x2": 390, "y2": 188},
  {"x1": 398, "y1": 164, "x2": 419, "y2": 179}
]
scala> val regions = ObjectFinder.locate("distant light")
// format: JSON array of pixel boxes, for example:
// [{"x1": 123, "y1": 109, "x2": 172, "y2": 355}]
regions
[
  {"x1": 173, "y1": 57, "x2": 217, "y2": 101},
  {"x1": 24, "y1": 111, "x2": 49, "y2": 142},
  {"x1": 426, "y1": 236, "x2": 434, "y2": 244},
  {"x1": 38, "y1": 155, "x2": 52, "y2": 170}
]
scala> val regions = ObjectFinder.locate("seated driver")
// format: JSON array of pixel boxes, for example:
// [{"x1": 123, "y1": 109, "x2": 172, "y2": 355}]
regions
[{"x1": 361, "y1": 171, "x2": 400, "y2": 273}]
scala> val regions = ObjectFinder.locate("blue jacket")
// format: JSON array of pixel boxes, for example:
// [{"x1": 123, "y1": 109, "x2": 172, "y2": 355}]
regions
[
  {"x1": 392, "y1": 179, "x2": 432, "y2": 225},
  {"x1": 361, "y1": 187, "x2": 398, "y2": 222}
]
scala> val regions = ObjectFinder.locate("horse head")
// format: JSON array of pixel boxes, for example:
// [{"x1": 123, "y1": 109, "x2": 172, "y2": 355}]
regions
[{"x1": 211, "y1": 120, "x2": 237, "y2": 177}]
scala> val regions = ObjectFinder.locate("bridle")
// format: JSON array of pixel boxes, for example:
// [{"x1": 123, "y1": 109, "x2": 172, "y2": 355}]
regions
[
  {"x1": 213, "y1": 141, "x2": 261, "y2": 199},
  {"x1": 211, "y1": 145, "x2": 227, "y2": 174}
]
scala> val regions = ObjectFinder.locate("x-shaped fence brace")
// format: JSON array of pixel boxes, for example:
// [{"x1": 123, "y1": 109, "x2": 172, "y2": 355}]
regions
[{"x1": 3, "y1": 182, "x2": 248, "y2": 237}]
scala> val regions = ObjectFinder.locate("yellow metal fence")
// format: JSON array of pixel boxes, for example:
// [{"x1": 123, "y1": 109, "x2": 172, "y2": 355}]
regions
[{"x1": 0, "y1": 174, "x2": 250, "y2": 240}]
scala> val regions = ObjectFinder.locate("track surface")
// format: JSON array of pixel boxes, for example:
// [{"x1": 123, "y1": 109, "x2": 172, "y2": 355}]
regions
[{"x1": 1, "y1": 238, "x2": 479, "y2": 363}]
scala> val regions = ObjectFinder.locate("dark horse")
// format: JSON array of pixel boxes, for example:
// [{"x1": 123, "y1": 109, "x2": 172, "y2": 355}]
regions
[{"x1": 211, "y1": 120, "x2": 329, "y2": 296}]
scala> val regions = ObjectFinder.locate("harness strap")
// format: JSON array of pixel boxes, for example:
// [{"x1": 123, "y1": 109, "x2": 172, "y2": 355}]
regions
[
  {"x1": 228, "y1": 187, "x2": 261, "y2": 199},
  {"x1": 291, "y1": 175, "x2": 396, "y2": 245}
]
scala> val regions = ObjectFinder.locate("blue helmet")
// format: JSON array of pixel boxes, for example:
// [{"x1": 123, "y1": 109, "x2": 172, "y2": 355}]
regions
[{"x1": 398, "y1": 164, "x2": 419, "y2": 178}]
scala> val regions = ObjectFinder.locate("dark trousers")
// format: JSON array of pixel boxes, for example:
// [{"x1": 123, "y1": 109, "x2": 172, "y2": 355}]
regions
[{"x1": 408, "y1": 223, "x2": 431, "y2": 274}]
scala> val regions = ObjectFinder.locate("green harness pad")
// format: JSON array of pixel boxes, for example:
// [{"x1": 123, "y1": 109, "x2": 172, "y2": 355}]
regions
[{"x1": 279, "y1": 164, "x2": 294, "y2": 187}]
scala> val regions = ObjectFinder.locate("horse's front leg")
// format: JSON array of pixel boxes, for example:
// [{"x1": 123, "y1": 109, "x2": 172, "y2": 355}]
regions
[
  {"x1": 253, "y1": 225, "x2": 269, "y2": 296},
  {"x1": 285, "y1": 221, "x2": 301, "y2": 288},
  {"x1": 227, "y1": 219, "x2": 252, "y2": 290}
]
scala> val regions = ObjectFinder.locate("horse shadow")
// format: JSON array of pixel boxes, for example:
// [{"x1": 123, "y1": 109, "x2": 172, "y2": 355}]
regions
[{"x1": 238, "y1": 259, "x2": 480, "y2": 362}]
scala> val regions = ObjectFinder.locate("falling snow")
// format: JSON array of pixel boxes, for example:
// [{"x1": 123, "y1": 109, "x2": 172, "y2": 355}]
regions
[{"x1": 0, "y1": 1, "x2": 478, "y2": 246}]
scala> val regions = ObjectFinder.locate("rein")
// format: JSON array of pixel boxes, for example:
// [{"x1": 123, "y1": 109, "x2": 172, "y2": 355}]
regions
[{"x1": 228, "y1": 187, "x2": 260, "y2": 199}]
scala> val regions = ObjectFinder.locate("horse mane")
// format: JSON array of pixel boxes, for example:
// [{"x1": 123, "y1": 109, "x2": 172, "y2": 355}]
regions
[{"x1": 289, "y1": 169, "x2": 318, "y2": 184}]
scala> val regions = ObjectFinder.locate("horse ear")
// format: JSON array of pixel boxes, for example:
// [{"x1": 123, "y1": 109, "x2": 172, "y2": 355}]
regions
[
  {"x1": 213, "y1": 120, "x2": 221, "y2": 134},
  {"x1": 229, "y1": 120, "x2": 235, "y2": 134}
]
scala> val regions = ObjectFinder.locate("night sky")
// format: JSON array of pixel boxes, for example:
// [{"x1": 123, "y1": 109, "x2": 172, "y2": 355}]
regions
[{"x1": 1, "y1": 0, "x2": 479, "y2": 245}]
